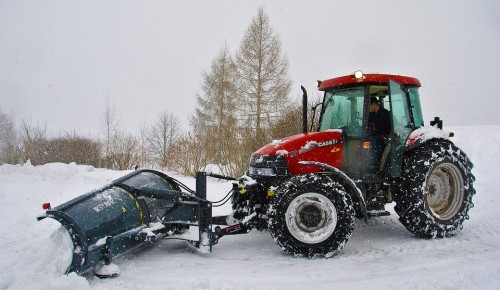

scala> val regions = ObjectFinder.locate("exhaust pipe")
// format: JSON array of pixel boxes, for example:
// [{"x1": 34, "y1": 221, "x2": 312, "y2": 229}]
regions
[{"x1": 301, "y1": 86, "x2": 307, "y2": 134}]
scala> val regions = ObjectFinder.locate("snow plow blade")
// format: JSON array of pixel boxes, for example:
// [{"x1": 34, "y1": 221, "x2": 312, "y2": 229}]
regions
[{"x1": 37, "y1": 170, "x2": 215, "y2": 276}]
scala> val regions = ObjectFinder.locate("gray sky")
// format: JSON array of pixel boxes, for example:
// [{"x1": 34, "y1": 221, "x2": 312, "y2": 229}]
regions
[{"x1": 1, "y1": 0, "x2": 499, "y2": 138}]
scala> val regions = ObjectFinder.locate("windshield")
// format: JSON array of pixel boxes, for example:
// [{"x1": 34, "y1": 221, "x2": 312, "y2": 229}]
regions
[{"x1": 319, "y1": 87, "x2": 365, "y2": 137}]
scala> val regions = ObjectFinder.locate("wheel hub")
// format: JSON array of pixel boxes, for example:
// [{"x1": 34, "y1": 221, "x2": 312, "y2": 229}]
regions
[
  {"x1": 426, "y1": 162, "x2": 465, "y2": 220},
  {"x1": 297, "y1": 203, "x2": 325, "y2": 231},
  {"x1": 285, "y1": 192, "x2": 337, "y2": 244}
]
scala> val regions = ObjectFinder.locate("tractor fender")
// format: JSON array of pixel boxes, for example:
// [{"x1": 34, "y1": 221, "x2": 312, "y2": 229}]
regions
[
  {"x1": 298, "y1": 161, "x2": 367, "y2": 222},
  {"x1": 405, "y1": 126, "x2": 453, "y2": 151}
]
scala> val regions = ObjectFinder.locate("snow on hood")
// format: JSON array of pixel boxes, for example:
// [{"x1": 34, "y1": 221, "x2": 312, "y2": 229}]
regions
[{"x1": 254, "y1": 131, "x2": 342, "y2": 157}]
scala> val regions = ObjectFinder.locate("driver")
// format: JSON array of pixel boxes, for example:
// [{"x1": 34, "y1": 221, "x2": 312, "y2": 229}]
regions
[
  {"x1": 368, "y1": 97, "x2": 391, "y2": 171},
  {"x1": 368, "y1": 97, "x2": 391, "y2": 137}
]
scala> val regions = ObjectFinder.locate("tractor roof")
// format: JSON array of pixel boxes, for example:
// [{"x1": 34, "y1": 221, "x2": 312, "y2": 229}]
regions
[{"x1": 318, "y1": 72, "x2": 421, "y2": 91}]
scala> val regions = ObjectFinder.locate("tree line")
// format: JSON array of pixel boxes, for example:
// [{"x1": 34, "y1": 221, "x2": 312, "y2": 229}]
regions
[{"x1": 0, "y1": 8, "x2": 312, "y2": 177}]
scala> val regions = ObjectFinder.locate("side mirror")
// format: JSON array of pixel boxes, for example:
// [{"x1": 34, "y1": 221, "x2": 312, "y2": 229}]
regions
[{"x1": 430, "y1": 116, "x2": 443, "y2": 129}]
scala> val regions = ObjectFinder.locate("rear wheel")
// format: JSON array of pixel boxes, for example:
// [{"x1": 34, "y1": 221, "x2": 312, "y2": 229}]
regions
[
  {"x1": 268, "y1": 174, "x2": 355, "y2": 257},
  {"x1": 394, "y1": 140, "x2": 475, "y2": 238}
]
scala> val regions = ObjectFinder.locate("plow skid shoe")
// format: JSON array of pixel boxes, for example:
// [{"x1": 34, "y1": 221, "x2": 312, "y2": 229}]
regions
[{"x1": 38, "y1": 170, "x2": 215, "y2": 276}]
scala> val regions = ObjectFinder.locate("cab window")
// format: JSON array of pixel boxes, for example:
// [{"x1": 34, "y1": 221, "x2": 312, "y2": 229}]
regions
[
  {"x1": 319, "y1": 87, "x2": 364, "y2": 137},
  {"x1": 408, "y1": 87, "x2": 424, "y2": 128}
]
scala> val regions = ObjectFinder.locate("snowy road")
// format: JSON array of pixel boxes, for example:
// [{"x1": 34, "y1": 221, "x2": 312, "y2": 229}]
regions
[{"x1": 0, "y1": 126, "x2": 498, "y2": 289}]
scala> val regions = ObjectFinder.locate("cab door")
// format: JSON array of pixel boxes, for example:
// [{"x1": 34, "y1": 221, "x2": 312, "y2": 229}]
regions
[{"x1": 388, "y1": 79, "x2": 412, "y2": 176}]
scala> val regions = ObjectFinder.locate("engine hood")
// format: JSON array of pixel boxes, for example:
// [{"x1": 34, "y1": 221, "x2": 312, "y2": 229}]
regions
[{"x1": 254, "y1": 130, "x2": 344, "y2": 176}]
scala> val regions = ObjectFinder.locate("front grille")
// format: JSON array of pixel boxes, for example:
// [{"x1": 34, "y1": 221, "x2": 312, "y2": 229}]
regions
[{"x1": 249, "y1": 154, "x2": 289, "y2": 177}]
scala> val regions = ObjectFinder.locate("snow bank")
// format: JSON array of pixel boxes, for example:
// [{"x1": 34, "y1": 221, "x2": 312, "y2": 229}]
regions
[
  {"x1": 0, "y1": 163, "x2": 127, "y2": 289},
  {"x1": 0, "y1": 216, "x2": 88, "y2": 290}
]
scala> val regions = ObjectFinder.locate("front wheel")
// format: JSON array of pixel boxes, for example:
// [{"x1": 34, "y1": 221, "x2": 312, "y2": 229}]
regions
[
  {"x1": 268, "y1": 174, "x2": 355, "y2": 257},
  {"x1": 394, "y1": 140, "x2": 475, "y2": 238}
]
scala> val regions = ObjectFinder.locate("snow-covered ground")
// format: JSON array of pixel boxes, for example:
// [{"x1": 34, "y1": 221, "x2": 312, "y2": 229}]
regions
[{"x1": 0, "y1": 125, "x2": 499, "y2": 290}]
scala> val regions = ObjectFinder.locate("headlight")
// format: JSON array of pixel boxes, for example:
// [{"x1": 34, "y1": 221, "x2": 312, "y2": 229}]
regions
[
  {"x1": 249, "y1": 154, "x2": 289, "y2": 177},
  {"x1": 249, "y1": 167, "x2": 276, "y2": 176}
]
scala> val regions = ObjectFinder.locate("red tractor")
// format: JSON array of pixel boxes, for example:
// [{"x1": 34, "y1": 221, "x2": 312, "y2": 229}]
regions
[
  {"x1": 224, "y1": 70, "x2": 475, "y2": 257},
  {"x1": 39, "y1": 71, "x2": 476, "y2": 276}
]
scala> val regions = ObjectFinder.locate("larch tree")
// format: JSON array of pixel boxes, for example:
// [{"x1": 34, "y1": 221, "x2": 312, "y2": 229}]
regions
[
  {"x1": 235, "y1": 7, "x2": 292, "y2": 150},
  {"x1": 192, "y1": 45, "x2": 240, "y2": 176}
]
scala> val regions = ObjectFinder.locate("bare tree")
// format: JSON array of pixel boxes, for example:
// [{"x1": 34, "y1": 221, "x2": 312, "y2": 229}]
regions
[
  {"x1": 147, "y1": 111, "x2": 181, "y2": 169},
  {"x1": 44, "y1": 132, "x2": 101, "y2": 166},
  {"x1": 0, "y1": 109, "x2": 19, "y2": 164},
  {"x1": 269, "y1": 94, "x2": 323, "y2": 139},
  {"x1": 109, "y1": 131, "x2": 140, "y2": 170},
  {"x1": 137, "y1": 119, "x2": 151, "y2": 168},
  {"x1": 168, "y1": 131, "x2": 208, "y2": 176},
  {"x1": 19, "y1": 122, "x2": 101, "y2": 166},
  {"x1": 100, "y1": 99, "x2": 120, "y2": 168},
  {"x1": 235, "y1": 7, "x2": 292, "y2": 149},
  {"x1": 19, "y1": 119, "x2": 48, "y2": 165}
]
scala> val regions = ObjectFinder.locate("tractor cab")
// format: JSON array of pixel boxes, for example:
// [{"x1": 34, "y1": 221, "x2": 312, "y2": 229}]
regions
[{"x1": 316, "y1": 71, "x2": 424, "y2": 181}]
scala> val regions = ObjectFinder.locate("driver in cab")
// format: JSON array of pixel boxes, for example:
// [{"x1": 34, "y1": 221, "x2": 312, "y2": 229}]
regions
[{"x1": 368, "y1": 97, "x2": 391, "y2": 170}]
